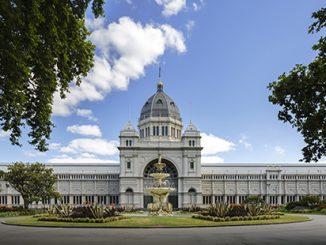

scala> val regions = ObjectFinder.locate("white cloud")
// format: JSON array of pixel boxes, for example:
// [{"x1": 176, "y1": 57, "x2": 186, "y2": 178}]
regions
[
  {"x1": 274, "y1": 146, "x2": 285, "y2": 155},
  {"x1": 76, "y1": 109, "x2": 98, "y2": 121},
  {"x1": 192, "y1": 0, "x2": 204, "y2": 11},
  {"x1": 239, "y1": 135, "x2": 253, "y2": 151},
  {"x1": 200, "y1": 132, "x2": 235, "y2": 164},
  {"x1": 0, "y1": 130, "x2": 10, "y2": 138},
  {"x1": 201, "y1": 155, "x2": 224, "y2": 164},
  {"x1": 155, "y1": 0, "x2": 186, "y2": 17},
  {"x1": 53, "y1": 17, "x2": 186, "y2": 116},
  {"x1": 185, "y1": 20, "x2": 195, "y2": 32},
  {"x1": 23, "y1": 150, "x2": 46, "y2": 157},
  {"x1": 67, "y1": 124, "x2": 102, "y2": 137},
  {"x1": 201, "y1": 133, "x2": 235, "y2": 155},
  {"x1": 49, "y1": 143, "x2": 61, "y2": 150},
  {"x1": 60, "y1": 138, "x2": 119, "y2": 156}
]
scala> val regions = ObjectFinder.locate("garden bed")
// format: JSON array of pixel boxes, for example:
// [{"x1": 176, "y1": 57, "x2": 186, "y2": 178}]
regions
[{"x1": 3, "y1": 214, "x2": 310, "y2": 228}]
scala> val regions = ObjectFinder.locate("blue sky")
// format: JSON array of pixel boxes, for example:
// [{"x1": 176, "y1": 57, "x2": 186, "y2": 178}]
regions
[{"x1": 0, "y1": 0, "x2": 325, "y2": 164}]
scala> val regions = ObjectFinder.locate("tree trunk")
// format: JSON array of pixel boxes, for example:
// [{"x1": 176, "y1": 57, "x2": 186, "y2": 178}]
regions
[{"x1": 23, "y1": 198, "x2": 29, "y2": 209}]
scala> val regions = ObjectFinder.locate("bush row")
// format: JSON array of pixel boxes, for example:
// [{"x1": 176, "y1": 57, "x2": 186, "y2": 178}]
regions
[
  {"x1": 192, "y1": 214, "x2": 281, "y2": 222},
  {"x1": 37, "y1": 216, "x2": 128, "y2": 223}
]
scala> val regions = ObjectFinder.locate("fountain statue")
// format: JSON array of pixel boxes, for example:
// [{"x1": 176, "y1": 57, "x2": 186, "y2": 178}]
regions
[{"x1": 145, "y1": 154, "x2": 176, "y2": 216}]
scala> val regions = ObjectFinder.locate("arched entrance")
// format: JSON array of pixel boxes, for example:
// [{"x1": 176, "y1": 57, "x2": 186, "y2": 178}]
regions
[{"x1": 143, "y1": 158, "x2": 178, "y2": 209}]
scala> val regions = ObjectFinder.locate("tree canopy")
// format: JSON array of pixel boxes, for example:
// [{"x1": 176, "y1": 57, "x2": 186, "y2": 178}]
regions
[
  {"x1": 0, "y1": 0, "x2": 104, "y2": 151},
  {"x1": 268, "y1": 8, "x2": 326, "y2": 162},
  {"x1": 5, "y1": 162, "x2": 59, "y2": 209}
]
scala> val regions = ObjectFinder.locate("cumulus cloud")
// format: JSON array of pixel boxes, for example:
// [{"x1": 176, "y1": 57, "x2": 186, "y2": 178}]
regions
[
  {"x1": 201, "y1": 133, "x2": 235, "y2": 155},
  {"x1": 0, "y1": 130, "x2": 10, "y2": 138},
  {"x1": 76, "y1": 109, "x2": 98, "y2": 121},
  {"x1": 67, "y1": 125, "x2": 102, "y2": 137},
  {"x1": 239, "y1": 135, "x2": 253, "y2": 151},
  {"x1": 60, "y1": 138, "x2": 119, "y2": 156},
  {"x1": 200, "y1": 132, "x2": 235, "y2": 164},
  {"x1": 201, "y1": 155, "x2": 224, "y2": 164},
  {"x1": 155, "y1": 0, "x2": 186, "y2": 17},
  {"x1": 53, "y1": 17, "x2": 186, "y2": 116},
  {"x1": 192, "y1": 0, "x2": 204, "y2": 11},
  {"x1": 274, "y1": 146, "x2": 285, "y2": 155}
]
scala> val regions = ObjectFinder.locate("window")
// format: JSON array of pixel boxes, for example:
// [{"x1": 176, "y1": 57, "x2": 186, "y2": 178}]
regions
[
  {"x1": 85, "y1": 195, "x2": 94, "y2": 204},
  {"x1": 239, "y1": 195, "x2": 247, "y2": 203},
  {"x1": 0, "y1": 196, "x2": 7, "y2": 204},
  {"x1": 109, "y1": 195, "x2": 119, "y2": 205},
  {"x1": 226, "y1": 196, "x2": 236, "y2": 204},
  {"x1": 126, "y1": 140, "x2": 132, "y2": 146},
  {"x1": 189, "y1": 161, "x2": 194, "y2": 170},
  {"x1": 215, "y1": 195, "x2": 224, "y2": 203},
  {"x1": 203, "y1": 195, "x2": 212, "y2": 204},
  {"x1": 73, "y1": 195, "x2": 82, "y2": 205},
  {"x1": 126, "y1": 161, "x2": 131, "y2": 170},
  {"x1": 157, "y1": 99, "x2": 163, "y2": 104},
  {"x1": 97, "y1": 195, "x2": 107, "y2": 204},
  {"x1": 42, "y1": 198, "x2": 51, "y2": 204},
  {"x1": 269, "y1": 195, "x2": 278, "y2": 205},
  {"x1": 12, "y1": 195, "x2": 20, "y2": 205},
  {"x1": 62, "y1": 195, "x2": 70, "y2": 204}
]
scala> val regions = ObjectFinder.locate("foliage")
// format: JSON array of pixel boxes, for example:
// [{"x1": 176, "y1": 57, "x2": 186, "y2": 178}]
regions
[
  {"x1": 38, "y1": 216, "x2": 128, "y2": 223},
  {"x1": 243, "y1": 196, "x2": 265, "y2": 205},
  {"x1": 299, "y1": 196, "x2": 320, "y2": 207},
  {"x1": 89, "y1": 204, "x2": 105, "y2": 219},
  {"x1": 245, "y1": 203, "x2": 262, "y2": 216},
  {"x1": 4, "y1": 162, "x2": 59, "y2": 209},
  {"x1": 208, "y1": 203, "x2": 232, "y2": 217},
  {"x1": 268, "y1": 8, "x2": 326, "y2": 162},
  {"x1": 56, "y1": 203, "x2": 73, "y2": 218},
  {"x1": 227, "y1": 204, "x2": 247, "y2": 217},
  {"x1": 285, "y1": 196, "x2": 321, "y2": 210},
  {"x1": 261, "y1": 203, "x2": 273, "y2": 215},
  {"x1": 0, "y1": 0, "x2": 104, "y2": 151},
  {"x1": 192, "y1": 214, "x2": 281, "y2": 222}
]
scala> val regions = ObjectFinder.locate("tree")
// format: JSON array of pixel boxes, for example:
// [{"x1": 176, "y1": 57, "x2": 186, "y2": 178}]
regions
[
  {"x1": 0, "y1": 0, "x2": 104, "y2": 151},
  {"x1": 5, "y1": 162, "x2": 59, "y2": 209},
  {"x1": 268, "y1": 8, "x2": 326, "y2": 162}
]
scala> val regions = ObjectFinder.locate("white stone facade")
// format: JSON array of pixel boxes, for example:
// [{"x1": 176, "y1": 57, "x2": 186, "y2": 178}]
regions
[{"x1": 1, "y1": 82, "x2": 326, "y2": 208}]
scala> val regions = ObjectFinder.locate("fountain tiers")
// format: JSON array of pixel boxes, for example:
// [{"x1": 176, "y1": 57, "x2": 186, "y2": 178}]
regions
[{"x1": 145, "y1": 156, "x2": 176, "y2": 216}]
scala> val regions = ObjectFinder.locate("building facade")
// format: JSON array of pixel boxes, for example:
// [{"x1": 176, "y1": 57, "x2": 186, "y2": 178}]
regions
[{"x1": 1, "y1": 81, "x2": 326, "y2": 208}]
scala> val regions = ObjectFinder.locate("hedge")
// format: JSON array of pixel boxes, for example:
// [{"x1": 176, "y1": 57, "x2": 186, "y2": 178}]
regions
[
  {"x1": 37, "y1": 216, "x2": 128, "y2": 223},
  {"x1": 192, "y1": 214, "x2": 281, "y2": 222}
]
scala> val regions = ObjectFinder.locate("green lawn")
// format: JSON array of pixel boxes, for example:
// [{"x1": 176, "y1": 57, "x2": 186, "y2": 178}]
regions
[{"x1": 3, "y1": 214, "x2": 310, "y2": 228}]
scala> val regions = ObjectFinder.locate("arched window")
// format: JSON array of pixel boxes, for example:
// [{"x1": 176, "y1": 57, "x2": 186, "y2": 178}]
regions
[
  {"x1": 188, "y1": 188, "x2": 196, "y2": 193},
  {"x1": 157, "y1": 99, "x2": 163, "y2": 104},
  {"x1": 126, "y1": 188, "x2": 133, "y2": 193}
]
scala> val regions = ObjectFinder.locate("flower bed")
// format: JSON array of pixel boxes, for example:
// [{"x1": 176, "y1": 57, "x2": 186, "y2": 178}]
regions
[
  {"x1": 37, "y1": 215, "x2": 128, "y2": 223},
  {"x1": 192, "y1": 214, "x2": 281, "y2": 222}
]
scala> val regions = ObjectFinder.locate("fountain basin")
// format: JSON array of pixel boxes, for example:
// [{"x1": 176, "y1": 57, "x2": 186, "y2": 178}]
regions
[
  {"x1": 149, "y1": 173, "x2": 170, "y2": 180},
  {"x1": 146, "y1": 187, "x2": 176, "y2": 196}
]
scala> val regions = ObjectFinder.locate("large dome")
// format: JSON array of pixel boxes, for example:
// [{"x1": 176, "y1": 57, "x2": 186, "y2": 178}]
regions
[{"x1": 139, "y1": 81, "x2": 181, "y2": 121}]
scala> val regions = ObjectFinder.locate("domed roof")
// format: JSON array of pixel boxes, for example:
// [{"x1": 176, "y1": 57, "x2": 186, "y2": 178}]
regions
[{"x1": 139, "y1": 81, "x2": 181, "y2": 121}]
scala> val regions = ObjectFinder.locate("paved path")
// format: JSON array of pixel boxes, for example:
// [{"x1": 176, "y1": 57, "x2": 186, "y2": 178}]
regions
[{"x1": 1, "y1": 215, "x2": 326, "y2": 245}]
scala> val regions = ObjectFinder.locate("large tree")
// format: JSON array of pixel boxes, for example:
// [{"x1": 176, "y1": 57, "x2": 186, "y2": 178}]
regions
[
  {"x1": 268, "y1": 8, "x2": 326, "y2": 162},
  {"x1": 0, "y1": 0, "x2": 104, "y2": 151},
  {"x1": 5, "y1": 162, "x2": 59, "y2": 209}
]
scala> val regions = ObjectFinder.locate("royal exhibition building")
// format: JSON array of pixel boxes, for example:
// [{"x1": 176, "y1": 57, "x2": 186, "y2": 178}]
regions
[{"x1": 1, "y1": 81, "x2": 326, "y2": 209}]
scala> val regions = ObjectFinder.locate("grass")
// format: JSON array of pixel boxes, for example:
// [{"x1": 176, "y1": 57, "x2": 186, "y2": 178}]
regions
[{"x1": 3, "y1": 214, "x2": 310, "y2": 228}]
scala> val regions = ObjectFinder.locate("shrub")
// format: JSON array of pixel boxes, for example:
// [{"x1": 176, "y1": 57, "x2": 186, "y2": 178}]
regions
[
  {"x1": 228, "y1": 204, "x2": 247, "y2": 217},
  {"x1": 245, "y1": 203, "x2": 262, "y2": 216},
  {"x1": 208, "y1": 203, "x2": 232, "y2": 217},
  {"x1": 299, "y1": 196, "x2": 320, "y2": 207},
  {"x1": 261, "y1": 203, "x2": 273, "y2": 215},
  {"x1": 243, "y1": 196, "x2": 265, "y2": 205},
  {"x1": 55, "y1": 204, "x2": 73, "y2": 218},
  {"x1": 285, "y1": 201, "x2": 301, "y2": 210}
]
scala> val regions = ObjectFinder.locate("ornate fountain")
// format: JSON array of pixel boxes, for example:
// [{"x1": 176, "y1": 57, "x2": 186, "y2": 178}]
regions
[{"x1": 145, "y1": 154, "x2": 176, "y2": 216}]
